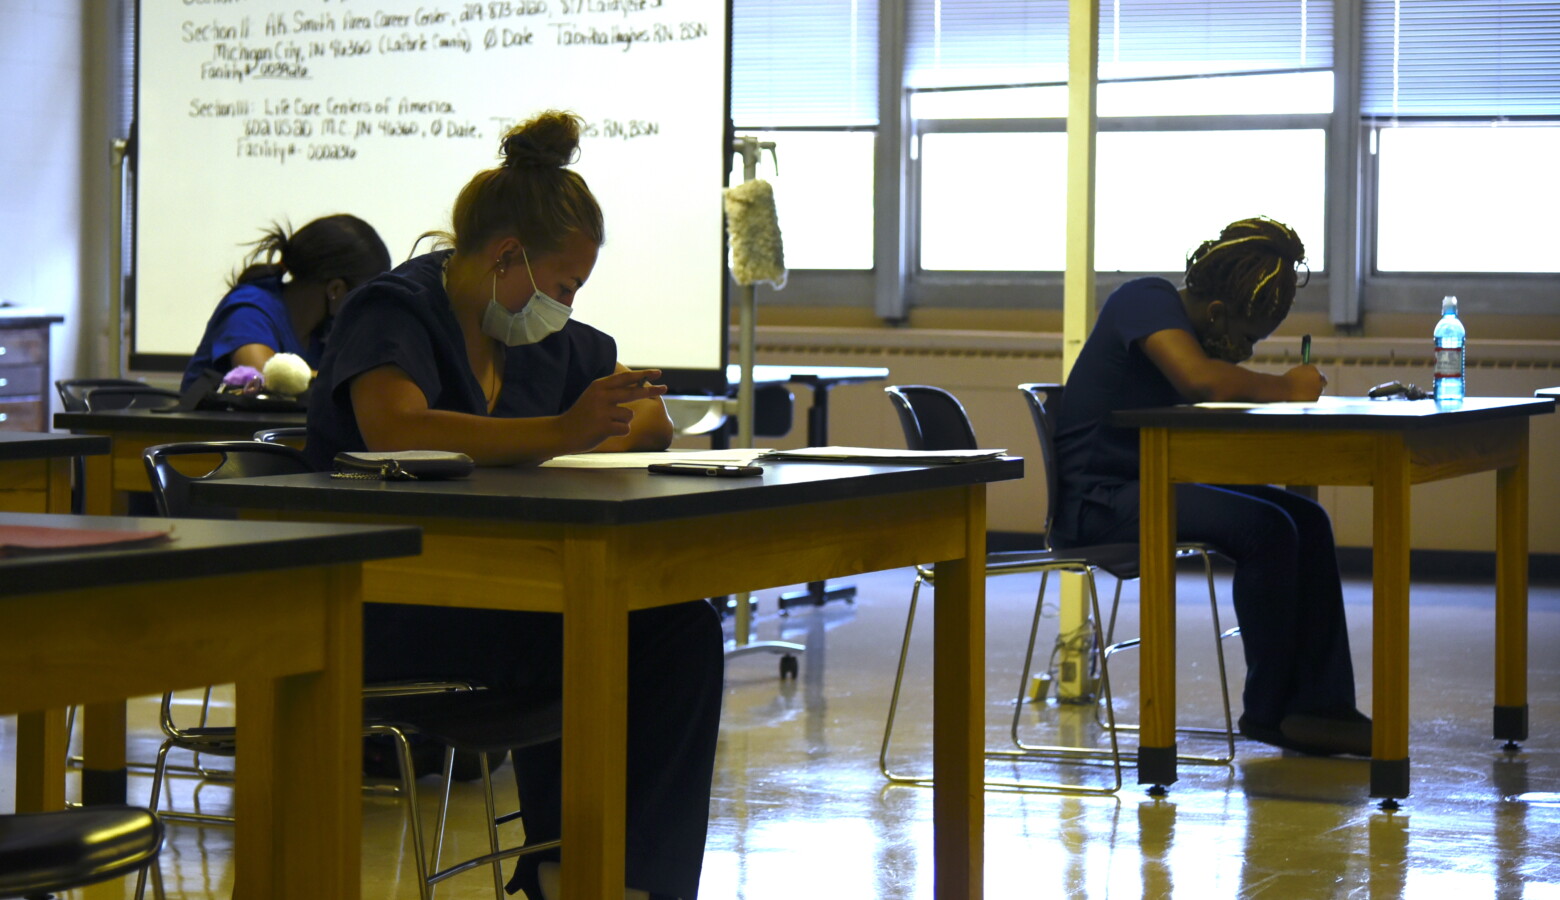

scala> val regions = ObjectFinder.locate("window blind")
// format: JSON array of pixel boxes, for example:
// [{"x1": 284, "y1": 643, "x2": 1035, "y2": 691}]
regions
[
  {"x1": 906, "y1": 0, "x2": 1331, "y2": 90},
  {"x1": 731, "y1": 0, "x2": 879, "y2": 127},
  {"x1": 1362, "y1": 1, "x2": 1560, "y2": 117}
]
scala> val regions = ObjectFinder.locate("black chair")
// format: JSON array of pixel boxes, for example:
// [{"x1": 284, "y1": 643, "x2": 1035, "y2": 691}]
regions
[
  {"x1": 252, "y1": 426, "x2": 307, "y2": 444},
  {"x1": 53, "y1": 378, "x2": 175, "y2": 514},
  {"x1": 0, "y1": 806, "x2": 162, "y2": 898},
  {"x1": 876, "y1": 385, "x2": 1232, "y2": 795},
  {"x1": 80, "y1": 384, "x2": 182, "y2": 412},
  {"x1": 1017, "y1": 383, "x2": 1237, "y2": 757},
  {"x1": 54, "y1": 377, "x2": 145, "y2": 413},
  {"x1": 138, "y1": 441, "x2": 560, "y2": 900}
]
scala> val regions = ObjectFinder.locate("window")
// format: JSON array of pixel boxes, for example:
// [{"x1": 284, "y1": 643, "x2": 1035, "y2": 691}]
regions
[
  {"x1": 911, "y1": 1, "x2": 1331, "y2": 275},
  {"x1": 1364, "y1": 1, "x2": 1560, "y2": 275},
  {"x1": 1375, "y1": 125, "x2": 1560, "y2": 273},
  {"x1": 730, "y1": 0, "x2": 878, "y2": 270},
  {"x1": 919, "y1": 127, "x2": 1327, "y2": 272}
]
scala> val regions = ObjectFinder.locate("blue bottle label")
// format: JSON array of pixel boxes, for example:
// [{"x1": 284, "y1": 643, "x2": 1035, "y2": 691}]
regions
[{"x1": 1434, "y1": 347, "x2": 1462, "y2": 377}]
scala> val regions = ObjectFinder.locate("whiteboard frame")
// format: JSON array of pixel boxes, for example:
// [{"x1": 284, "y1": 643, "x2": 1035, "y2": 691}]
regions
[{"x1": 128, "y1": 0, "x2": 733, "y2": 396}]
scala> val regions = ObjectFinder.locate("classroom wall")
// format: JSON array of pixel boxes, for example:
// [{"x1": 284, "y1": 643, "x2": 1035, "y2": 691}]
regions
[{"x1": 0, "y1": 1, "x2": 121, "y2": 388}]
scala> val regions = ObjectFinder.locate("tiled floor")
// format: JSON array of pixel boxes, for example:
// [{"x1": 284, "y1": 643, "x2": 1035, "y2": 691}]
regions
[{"x1": 5, "y1": 563, "x2": 1558, "y2": 898}]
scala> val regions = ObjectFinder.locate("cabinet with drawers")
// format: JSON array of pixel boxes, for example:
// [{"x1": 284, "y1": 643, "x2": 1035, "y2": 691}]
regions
[{"x1": 0, "y1": 311, "x2": 64, "y2": 432}]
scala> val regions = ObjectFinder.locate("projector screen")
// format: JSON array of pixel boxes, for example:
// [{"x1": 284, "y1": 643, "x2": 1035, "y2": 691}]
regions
[{"x1": 133, "y1": 0, "x2": 730, "y2": 393}]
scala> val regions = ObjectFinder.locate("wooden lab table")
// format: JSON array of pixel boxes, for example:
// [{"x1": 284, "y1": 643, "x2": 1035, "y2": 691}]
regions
[
  {"x1": 194, "y1": 457, "x2": 1022, "y2": 900},
  {"x1": 54, "y1": 408, "x2": 303, "y2": 515},
  {"x1": 0, "y1": 512, "x2": 420, "y2": 898},
  {"x1": 0, "y1": 431, "x2": 108, "y2": 513},
  {"x1": 1114, "y1": 396, "x2": 1554, "y2": 803}
]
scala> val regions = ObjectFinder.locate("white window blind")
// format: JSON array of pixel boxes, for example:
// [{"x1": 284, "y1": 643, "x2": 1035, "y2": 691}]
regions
[
  {"x1": 906, "y1": 0, "x2": 1331, "y2": 90},
  {"x1": 1362, "y1": 1, "x2": 1560, "y2": 117},
  {"x1": 731, "y1": 0, "x2": 879, "y2": 127}
]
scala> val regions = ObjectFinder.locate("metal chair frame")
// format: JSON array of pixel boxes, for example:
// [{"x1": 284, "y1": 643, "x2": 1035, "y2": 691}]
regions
[
  {"x1": 1016, "y1": 382, "x2": 1238, "y2": 762},
  {"x1": 875, "y1": 385, "x2": 1236, "y2": 796}
]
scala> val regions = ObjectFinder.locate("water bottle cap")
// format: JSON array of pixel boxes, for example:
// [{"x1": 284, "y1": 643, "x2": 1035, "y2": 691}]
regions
[{"x1": 1442, "y1": 295, "x2": 1458, "y2": 313}]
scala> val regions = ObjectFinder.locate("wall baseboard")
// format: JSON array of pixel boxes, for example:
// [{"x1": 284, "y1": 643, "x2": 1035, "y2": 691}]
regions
[{"x1": 989, "y1": 531, "x2": 1560, "y2": 586}]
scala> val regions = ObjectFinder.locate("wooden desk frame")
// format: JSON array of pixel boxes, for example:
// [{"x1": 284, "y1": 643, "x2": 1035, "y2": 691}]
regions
[
  {"x1": 2, "y1": 564, "x2": 364, "y2": 898},
  {"x1": 240, "y1": 479, "x2": 992, "y2": 900},
  {"x1": 1134, "y1": 410, "x2": 1540, "y2": 802}
]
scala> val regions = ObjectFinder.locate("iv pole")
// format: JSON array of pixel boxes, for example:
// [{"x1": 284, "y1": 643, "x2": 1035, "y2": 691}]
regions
[{"x1": 725, "y1": 135, "x2": 803, "y2": 675}]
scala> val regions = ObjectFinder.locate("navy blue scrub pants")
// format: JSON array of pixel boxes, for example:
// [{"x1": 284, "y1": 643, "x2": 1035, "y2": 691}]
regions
[
  {"x1": 363, "y1": 599, "x2": 725, "y2": 900},
  {"x1": 1069, "y1": 482, "x2": 1358, "y2": 728}
]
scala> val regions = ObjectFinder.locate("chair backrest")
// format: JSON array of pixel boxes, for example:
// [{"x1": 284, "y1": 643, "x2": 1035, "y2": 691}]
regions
[
  {"x1": 81, "y1": 385, "x2": 181, "y2": 412},
  {"x1": 54, "y1": 378, "x2": 144, "y2": 413},
  {"x1": 883, "y1": 385, "x2": 979, "y2": 451},
  {"x1": 142, "y1": 440, "x2": 311, "y2": 518},
  {"x1": 253, "y1": 426, "x2": 309, "y2": 444},
  {"x1": 1017, "y1": 383, "x2": 1066, "y2": 542}
]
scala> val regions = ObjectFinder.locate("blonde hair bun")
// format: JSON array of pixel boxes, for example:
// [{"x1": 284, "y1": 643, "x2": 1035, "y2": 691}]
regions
[{"x1": 501, "y1": 111, "x2": 583, "y2": 169}]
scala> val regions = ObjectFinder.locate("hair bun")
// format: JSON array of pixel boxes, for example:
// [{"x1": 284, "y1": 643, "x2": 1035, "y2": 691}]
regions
[{"x1": 501, "y1": 110, "x2": 584, "y2": 169}]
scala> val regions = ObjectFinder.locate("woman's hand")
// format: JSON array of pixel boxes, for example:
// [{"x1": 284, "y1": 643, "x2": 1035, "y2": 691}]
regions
[
  {"x1": 560, "y1": 368, "x2": 669, "y2": 449},
  {"x1": 1283, "y1": 364, "x2": 1328, "y2": 401}
]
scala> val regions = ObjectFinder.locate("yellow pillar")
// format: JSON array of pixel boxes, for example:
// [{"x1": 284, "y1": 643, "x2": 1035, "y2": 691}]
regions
[{"x1": 1055, "y1": 0, "x2": 1100, "y2": 702}]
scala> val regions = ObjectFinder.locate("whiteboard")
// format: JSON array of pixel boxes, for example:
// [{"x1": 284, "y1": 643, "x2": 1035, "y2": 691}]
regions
[{"x1": 133, "y1": 0, "x2": 730, "y2": 392}]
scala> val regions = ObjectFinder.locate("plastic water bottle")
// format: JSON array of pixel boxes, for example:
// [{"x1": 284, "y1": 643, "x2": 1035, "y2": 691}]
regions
[{"x1": 1433, "y1": 295, "x2": 1466, "y2": 402}]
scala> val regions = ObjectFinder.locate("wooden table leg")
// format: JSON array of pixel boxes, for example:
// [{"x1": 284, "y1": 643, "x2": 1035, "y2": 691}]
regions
[
  {"x1": 1138, "y1": 428, "x2": 1178, "y2": 788},
  {"x1": 932, "y1": 486, "x2": 985, "y2": 900},
  {"x1": 46, "y1": 456, "x2": 72, "y2": 514},
  {"x1": 81, "y1": 702, "x2": 128, "y2": 806},
  {"x1": 562, "y1": 527, "x2": 628, "y2": 900},
  {"x1": 15, "y1": 708, "x2": 68, "y2": 812},
  {"x1": 1370, "y1": 435, "x2": 1411, "y2": 802},
  {"x1": 234, "y1": 565, "x2": 362, "y2": 899},
  {"x1": 81, "y1": 450, "x2": 116, "y2": 516},
  {"x1": 1493, "y1": 426, "x2": 1529, "y2": 746}
]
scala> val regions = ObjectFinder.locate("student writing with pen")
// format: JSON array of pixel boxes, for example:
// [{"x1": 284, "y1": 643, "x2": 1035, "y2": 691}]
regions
[
  {"x1": 1051, "y1": 216, "x2": 1371, "y2": 757},
  {"x1": 306, "y1": 111, "x2": 718, "y2": 900}
]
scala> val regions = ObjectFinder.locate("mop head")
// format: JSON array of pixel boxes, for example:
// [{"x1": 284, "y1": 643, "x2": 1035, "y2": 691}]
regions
[
  {"x1": 723, "y1": 179, "x2": 787, "y2": 289},
  {"x1": 262, "y1": 352, "x2": 312, "y2": 396}
]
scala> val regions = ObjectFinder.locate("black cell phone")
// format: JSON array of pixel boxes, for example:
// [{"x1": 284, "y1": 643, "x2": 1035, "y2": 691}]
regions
[{"x1": 647, "y1": 462, "x2": 763, "y2": 478}]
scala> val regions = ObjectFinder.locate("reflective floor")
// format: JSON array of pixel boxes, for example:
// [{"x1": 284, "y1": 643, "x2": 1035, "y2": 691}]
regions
[{"x1": 4, "y1": 564, "x2": 1558, "y2": 898}]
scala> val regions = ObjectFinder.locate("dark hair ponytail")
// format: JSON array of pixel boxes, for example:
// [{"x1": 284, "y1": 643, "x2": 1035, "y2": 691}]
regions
[
  {"x1": 1184, "y1": 216, "x2": 1307, "y2": 321},
  {"x1": 432, "y1": 110, "x2": 605, "y2": 257},
  {"x1": 229, "y1": 214, "x2": 391, "y2": 290}
]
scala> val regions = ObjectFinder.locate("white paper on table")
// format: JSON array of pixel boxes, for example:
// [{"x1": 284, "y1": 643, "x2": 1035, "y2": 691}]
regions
[
  {"x1": 1195, "y1": 396, "x2": 1362, "y2": 410},
  {"x1": 760, "y1": 446, "x2": 1007, "y2": 463},
  {"x1": 540, "y1": 449, "x2": 769, "y2": 469}
]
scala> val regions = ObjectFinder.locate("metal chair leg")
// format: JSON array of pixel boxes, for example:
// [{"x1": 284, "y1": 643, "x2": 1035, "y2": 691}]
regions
[
  {"x1": 133, "y1": 741, "x2": 176, "y2": 900},
  {"x1": 479, "y1": 752, "x2": 505, "y2": 900},
  {"x1": 881, "y1": 564, "x2": 1123, "y2": 794}
]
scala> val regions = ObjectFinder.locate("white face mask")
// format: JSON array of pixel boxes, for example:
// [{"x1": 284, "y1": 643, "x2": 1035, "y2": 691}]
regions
[{"x1": 480, "y1": 247, "x2": 573, "y2": 346}]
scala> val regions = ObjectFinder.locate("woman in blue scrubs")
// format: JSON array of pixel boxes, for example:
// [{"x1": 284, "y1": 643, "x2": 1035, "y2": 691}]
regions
[{"x1": 180, "y1": 213, "x2": 390, "y2": 390}]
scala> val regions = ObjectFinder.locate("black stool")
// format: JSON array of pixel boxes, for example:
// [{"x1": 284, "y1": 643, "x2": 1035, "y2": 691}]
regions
[{"x1": 0, "y1": 806, "x2": 162, "y2": 898}]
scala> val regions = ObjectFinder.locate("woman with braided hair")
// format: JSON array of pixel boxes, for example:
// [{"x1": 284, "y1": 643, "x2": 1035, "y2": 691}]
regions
[
  {"x1": 1052, "y1": 216, "x2": 1370, "y2": 757},
  {"x1": 308, "y1": 110, "x2": 718, "y2": 900}
]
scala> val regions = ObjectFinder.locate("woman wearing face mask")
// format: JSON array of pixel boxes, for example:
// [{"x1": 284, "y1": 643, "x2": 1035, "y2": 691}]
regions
[
  {"x1": 307, "y1": 111, "x2": 718, "y2": 900},
  {"x1": 180, "y1": 213, "x2": 390, "y2": 391},
  {"x1": 1050, "y1": 217, "x2": 1371, "y2": 759}
]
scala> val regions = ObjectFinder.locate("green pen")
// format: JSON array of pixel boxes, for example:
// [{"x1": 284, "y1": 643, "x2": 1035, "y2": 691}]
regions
[{"x1": 1301, "y1": 333, "x2": 1312, "y2": 365}]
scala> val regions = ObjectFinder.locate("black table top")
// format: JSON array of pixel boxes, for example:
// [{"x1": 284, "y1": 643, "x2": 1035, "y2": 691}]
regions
[
  {"x1": 192, "y1": 457, "x2": 1024, "y2": 526},
  {"x1": 55, "y1": 408, "x2": 306, "y2": 436},
  {"x1": 0, "y1": 512, "x2": 420, "y2": 597},
  {"x1": 1113, "y1": 396, "x2": 1555, "y2": 432},
  {"x1": 0, "y1": 431, "x2": 110, "y2": 461}
]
